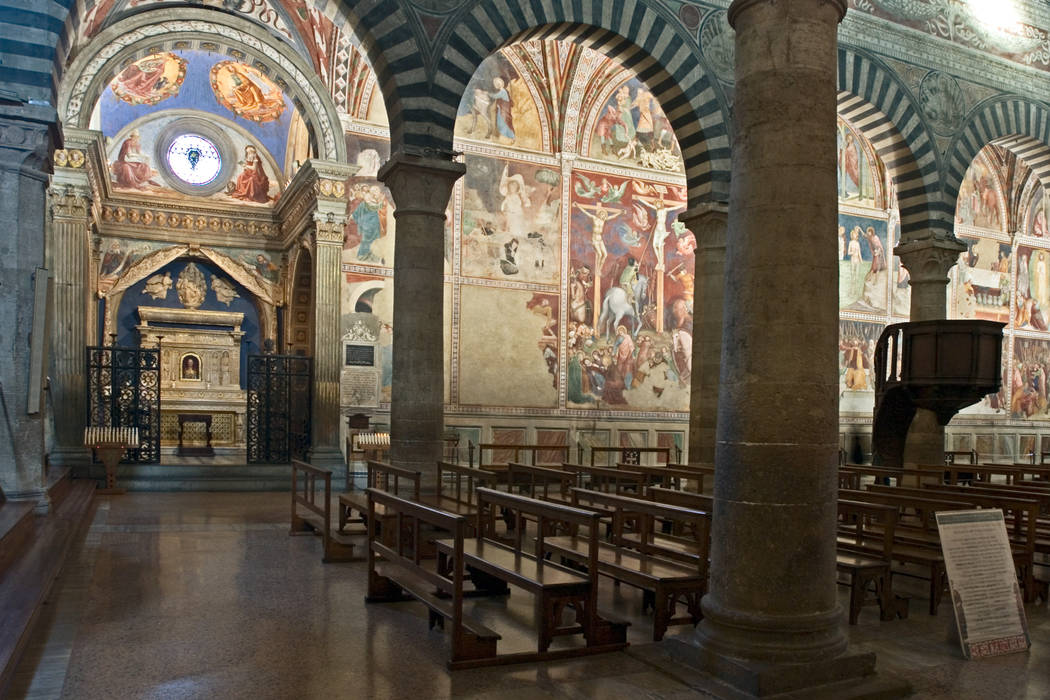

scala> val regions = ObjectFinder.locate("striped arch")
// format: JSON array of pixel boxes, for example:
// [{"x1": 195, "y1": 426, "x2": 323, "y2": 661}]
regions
[
  {"x1": 837, "y1": 48, "x2": 941, "y2": 239},
  {"x1": 0, "y1": 0, "x2": 76, "y2": 105},
  {"x1": 429, "y1": 2, "x2": 731, "y2": 204},
  {"x1": 946, "y1": 98, "x2": 1050, "y2": 225}
]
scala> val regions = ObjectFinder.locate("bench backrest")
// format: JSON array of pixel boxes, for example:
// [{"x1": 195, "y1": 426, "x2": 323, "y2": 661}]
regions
[
  {"x1": 840, "y1": 487, "x2": 974, "y2": 532},
  {"x1": 645, "y1": 486, "x2": 713, "y2": 512},
  {"x1": 475, "y1": 486, "x2": 600, "y2": 564},
  {"x1": 366, "y1": 460, "x2": 421, "y2": 500},
  {"x1": 837, "y1": 499, "x2": 897, "y2": 559},
  {"x1": 590, "y1": 445, "x2": 671, "y2": 467},
  {"x1": 291, "y1": 459, "x2": 332, "y2": 554},
  {"x1": 473, "y1": 443, "x2": 570, "y2": 469},
  {"x1": 572, "y1": 487, "x2": 710, "y2": 575},
  {"x1": 506, "y1": 462, "x2": 574, "y2": 501},
  {"x1": 615, "y1": 463, "x2": 705, "y2": 492},
  {"x1": 560, "y1": 462, "x2": 644, "y2": 494},
  {"x1": 436, "y1": 461, "x2": 497, "y2": 508}
]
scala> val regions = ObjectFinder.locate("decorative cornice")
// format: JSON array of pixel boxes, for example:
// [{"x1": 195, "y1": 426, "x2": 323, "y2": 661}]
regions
[{"x1": 276, "y1": 159, "x2": 359, "y2": 245}]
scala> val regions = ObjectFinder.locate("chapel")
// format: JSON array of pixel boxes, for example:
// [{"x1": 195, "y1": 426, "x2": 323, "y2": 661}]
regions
[{"x1": 0, "y1": 0, "x2": 1048, "y2": 697}]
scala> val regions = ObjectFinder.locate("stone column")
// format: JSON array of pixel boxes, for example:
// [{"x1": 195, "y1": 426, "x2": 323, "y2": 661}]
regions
[
  {"x1": 0, "y1": 106, "x2": 60, "y2": 500},
  {"x1": 309, "y1": 213, "x2": 347, "y2": 470},
  {"x1": 47, "y1": 163, "x2": 93, "y2": 467},
  {"x1": 697, "y1": 0, "x2": 879, "y2": 694},
  {"x1": 895, "y1": 234, "x2": 965, "y2": 466},
  {"x1": 680, "y1": 203, "x2": 727, "y2": 466},
  {"x1": 378, "y1": 154, "x2": 464, "y2": 491}
]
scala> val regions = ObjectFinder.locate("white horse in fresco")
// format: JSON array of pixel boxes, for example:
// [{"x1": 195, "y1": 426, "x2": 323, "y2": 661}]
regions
[{"x1": 598, "y1": 275, "x2": 648, "y2": 339}]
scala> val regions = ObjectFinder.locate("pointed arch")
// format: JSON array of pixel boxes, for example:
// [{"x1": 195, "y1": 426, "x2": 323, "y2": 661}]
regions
[{"x1": 837, "y1": 48, "x2": 941, "y2": 239}]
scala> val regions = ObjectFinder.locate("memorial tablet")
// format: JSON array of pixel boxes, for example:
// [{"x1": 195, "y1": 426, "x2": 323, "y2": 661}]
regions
[{"x1": 936, "y1": 509, "x2": 1030, "y2": 659}]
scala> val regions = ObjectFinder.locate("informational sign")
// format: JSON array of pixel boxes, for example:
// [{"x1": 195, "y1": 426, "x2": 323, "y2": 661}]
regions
[
  {"x1": 340, "y1": 368, "x2": 379, "y2": 408},
  {"x1": 936, "y1": 509, "x2": 1031, "y2": 659}
]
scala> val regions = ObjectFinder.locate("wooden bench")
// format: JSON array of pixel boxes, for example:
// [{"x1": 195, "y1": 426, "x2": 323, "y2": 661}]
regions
[
  {"x1": 338, "y1": 460, "x2": 421, "y2": 535},
  {"x1": 290, "y1": 460, "x2": 357, "y2": 562},
  {"x1": 544, "y1": 488, "x2": 710, "y2": 641},
  {"x1": 615, "y1": 462, "x2": 705, "y2": 492},
  {"x1": 840, "y1": 488, "x2": 974, "y2": 614},
  {"x1": 589, "y1": 445, "x2": 672, "y2": 467},
  {"x1": 559, "y1": 463, "x2": 645, "y2": 495},
  {"x1": 433, "y1": 488, "x2": 629, "y2": 661},
  {"x1": 470, "y1": 443, "x2": 570, "y2": 470},
  {"x1": 506, "y1": 462, "x2": 575, "y2": 505},
  {"x1": 433, "y1": 461, "x2": 497, "y2": 517},
  {"x1": 364, "y1": 488, "x2": 501, "y2": 669},
  {"x1": 669, "y1": 463, "x2": 715, "y2": 492},
  {"x1": 836, "y1": 499, "x2": 908, "y2": 624}
]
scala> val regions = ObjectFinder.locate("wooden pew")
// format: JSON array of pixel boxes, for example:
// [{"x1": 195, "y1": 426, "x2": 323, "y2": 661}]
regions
[
  {"x1": 614, "y1": 462, "x2": 706, "y2": 492},
  {"x1": 506, "y1": 462, "x2": 575, "y2": 505},
  {"x1": 290, "y1": 460, "x2": 357, "y2": 562},
  {"x1": 543, "y1": 488, "x2": 710, "y2": 641},
  {"x1": 338, "y1": 460, "x2": 421, "y2": 535},
  {"x1": 433, "y1": 461, "x2": 497, "y2": 517},
  {"x1": 836, "y1": 499, "x2": 907, "y2": 624},
  {"x1": 559, "y1": 463, "x2": 645, "y2": 495},
  {"x1": 471, "y1": 443, "x2": 570, "y2": 470},
  {"x1": 839, "y1": 488, "x2": 972, "y2": 614},
  {"x1": 589, "y1": 445, "x2": 672, "y2": 467},
  {"x1": 364, "y1": 488, "x2": 501, "y2": 669},
  {"x1": 669, "y1": 463, "x2": 715, "y2": 492},
  {"x1": 433, "y1": 488, "x2": 629, "y2": 662}
]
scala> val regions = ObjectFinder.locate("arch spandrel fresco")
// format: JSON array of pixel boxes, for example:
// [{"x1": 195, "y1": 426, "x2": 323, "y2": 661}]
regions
[
  {"x1": 584, "y1": 77, "x2": 683, "y2": 174},
  {"x1": 455, "y1": 52, "x2": 544, "y2": 152},
  {"x1": 952, "y1": 235, "x2": 1012, "y2": 324},
  {"x1": 956, "y1": 151, "x2": 1006, "y2": 230},
  {"x1": 1025, "y1": 186, "x2": 1047, "y2": 240},
  {"x1": 838, "y1": 214, "x2": 890, "y2": 313},
  {"x1": 460, "y1": 154, "x2": 561, "y2": 285},
  {"x1": 837, "y1": 118, "x2": 881, "y2": 208}
]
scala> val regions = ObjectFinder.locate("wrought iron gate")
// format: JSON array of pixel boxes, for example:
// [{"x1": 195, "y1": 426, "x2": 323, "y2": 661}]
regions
[
  {"x1": 246, "y1": 354, "x2": 312, "y2": 463},
  {"x1": 85, "y1": 345, "x2": 161, "y2": 463}
]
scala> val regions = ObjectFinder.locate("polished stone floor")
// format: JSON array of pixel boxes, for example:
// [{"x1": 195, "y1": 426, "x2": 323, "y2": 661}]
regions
[{"x1": 7, "y1": 492, "x2": 1048, "y2": 699}]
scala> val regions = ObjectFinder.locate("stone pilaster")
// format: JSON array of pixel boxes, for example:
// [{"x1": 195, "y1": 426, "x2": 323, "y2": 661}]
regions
[
  {"x1": 895, "y1": 233, "x2": 966, "y2": 466},
  {"x1": 308, "y1": 213, "x2": 347, "y2": 469},
  {"x1": 47, "y1": 169, "x2": 93, "y2": 467},
  {"x1": 697, "y1": 0, "x2": 880, "y2": 694},
  {"x1": 378, "y1": 153, "x2": 464, "y2": 491},
  {"x1": 680, "y1": 203, "x2": 727, "y2": 466},
  {"x1": 0, "y1": 105, "x2": 61, "y2": 500}
]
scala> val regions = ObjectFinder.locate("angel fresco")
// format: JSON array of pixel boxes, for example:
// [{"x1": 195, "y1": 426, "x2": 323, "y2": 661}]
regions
[
  {"x1": 210, "y1": 61, "x2": 286, "y2": 123},
  {"x1": 110, "y1": 53, "x2": 186, "y2": 106}
]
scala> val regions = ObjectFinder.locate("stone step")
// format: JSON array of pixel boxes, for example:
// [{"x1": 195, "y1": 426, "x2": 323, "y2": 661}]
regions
[{"x1": 74, "y1": 463, "x2": 349, "y2": 492}]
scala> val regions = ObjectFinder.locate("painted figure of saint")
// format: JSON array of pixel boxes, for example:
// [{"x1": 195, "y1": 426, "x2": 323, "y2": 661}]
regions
[
  {"x1": 227, "y1": 146, "x2": 270, "y2": 203},
  {"x1": 351, "y1": 185, "x2": 386, "y2": 262},
  {"x1": 112, "y1": 57, "x2": 166, "y2": 101},
  {"x1": 112, "y1": 130, "x2": 157, "y2": 190},
  {"x1": 181, "y1": 355, "x2": 200, "y2": 381},
  {"x1": 866, "y1": 226, "x2": 886, "y2": 273},
  {"x1": 499, "y1": 165, "x2": 532, "y2": 240},
  {"x1": 488, "y1": 78, "x2": 515, "y2": 141}
]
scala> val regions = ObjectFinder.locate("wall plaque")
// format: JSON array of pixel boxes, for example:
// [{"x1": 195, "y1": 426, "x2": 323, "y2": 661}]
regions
[
  {"x1": 346, "y1": 344, "x2": 375, "y2": 367},
  {"x1": 341, "y1": 368, "x2": 379, "y2": 408}
]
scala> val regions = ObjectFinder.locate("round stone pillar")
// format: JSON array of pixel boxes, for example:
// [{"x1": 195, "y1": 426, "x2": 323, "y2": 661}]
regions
[
  {"x1": 680, "y1": 203, "x2": 727, "y2": 466},
  {"x1": 895, "y1": 234, "x2": 966, "y2": 466},
  {"x1": 697, "y1": 0, "x2": 878, "y2": 693},
  {"x1": 379, "y1": 154, "x2": 464, "y2": 491}
]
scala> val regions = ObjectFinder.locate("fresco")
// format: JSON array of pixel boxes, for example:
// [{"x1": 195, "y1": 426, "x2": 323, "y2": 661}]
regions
[
  {"x1": 1012, "y1": 338, "x2": 1050, "y2": 420},
  {"x1": 97, "y1": 237, "x2": 172, "y2": 295},
  {"x1": 454, "y1": 52, "x2": 542, "y2": 151},
  {"x1": 460, "y1": 154, "x2": 561, "y2": 285},
  {"x1": 587, "y1": 77, "x2": 682, "y2": 173},
  {"x1": 106, "y1": 117, "x2": 281, "y2": 205},
  {"x1": 343, "y1": 177, "x2": 395, "y2": 266},
  {"x1": 110, "y1": 53, "x2": 186, "y2": 106},
  {"x1": 888, "y1": 220, "x2": 911, "y2": 317},
  {"x1": 837, "y1": 213, "x2": 889, "y2": 312},
  {"x1": 837, "y1": 118, "x2": 879, "y2": 206},
  {"x1": 211, "y1": 246, "x2": 281, "y2": 285},
  {"x1": 1027, "y1": 187, "x2": 1046, "y2": 239},
  {"x1": 1014, "y1": 245, "x2": 1050, "y2": 330},
  {"x1": 211, "y1": 61, "x2": 286, "y2": 123},
  {"x1": 838, "y1": 320, "x2": 882, "y2": 394},
  {"x1": 100, "y1": 50, "x2": 296, "y2": 171},
  {"x1": 956, "y1": 154, "x2": 1004, "y2": 230}
]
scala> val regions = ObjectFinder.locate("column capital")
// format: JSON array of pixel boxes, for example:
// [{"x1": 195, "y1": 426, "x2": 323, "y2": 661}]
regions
[
  {"x1": 894, "y1": 232, "x2": 966, "y2": 283},
  {"x1": 679, "y1": 202, "x2": 729, "y2": 249},
  {"x1": 0, "y1": 106, "x2": 62, "y2": 180},
  {"x1": 378, "y1": 152, "x2": 465, "y2": 217},
  {"x1": 312, "y1": 210, "x2": 348, "y2": 244},
  {"x1": 48, "y1": 183, "x2": 93, "y2": 219},
  {"x1": 728, "y1": 0, "x2": 847, "y2": 28}
]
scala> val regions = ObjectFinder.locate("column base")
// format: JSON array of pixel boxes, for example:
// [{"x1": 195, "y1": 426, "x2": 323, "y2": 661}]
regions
[{"x1": 307, "y1": 446, "x2": 344, "y2": 472}]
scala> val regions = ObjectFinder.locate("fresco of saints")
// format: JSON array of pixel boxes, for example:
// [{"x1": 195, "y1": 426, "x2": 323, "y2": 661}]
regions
[
  {"x1": 110, "y1": 53, "x2": 185, "y2": 106},
  {"x1": 227, "y1": 146, "x2": 271, "y2": 203},
  {"x1": 350, "y1": 185, "x2": 386, "y2": 263},
  {"x1": 488, "y1": 78, "x2": 515, "y2": 141},
  {"x1": 210, "y1": 61, "x2": 286, "y2": 123},
  {"x1": 111, "y1": 131, "x2": 158, "y2": 190}
]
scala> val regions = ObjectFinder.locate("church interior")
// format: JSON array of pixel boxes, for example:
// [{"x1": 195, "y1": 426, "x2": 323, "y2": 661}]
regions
[{"x1": 1, "y1": 0, "x2": 1049, "y2": 697}]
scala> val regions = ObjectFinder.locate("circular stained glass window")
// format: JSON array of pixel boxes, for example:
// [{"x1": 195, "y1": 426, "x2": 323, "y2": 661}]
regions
[{"x1": 166, "y1": 134, "x2": 222, "y2": 186}]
